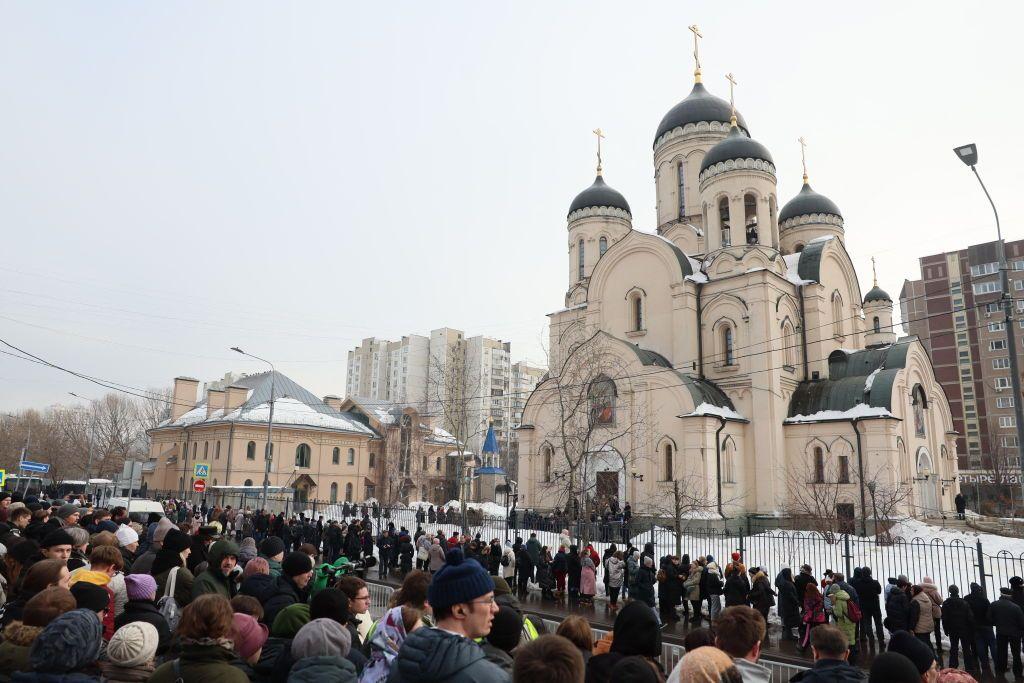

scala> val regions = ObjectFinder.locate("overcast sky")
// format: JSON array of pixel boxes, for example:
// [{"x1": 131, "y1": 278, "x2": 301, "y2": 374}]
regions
[{"x1": 2, "y1": 2, "x2": 1022, "y2": 413}]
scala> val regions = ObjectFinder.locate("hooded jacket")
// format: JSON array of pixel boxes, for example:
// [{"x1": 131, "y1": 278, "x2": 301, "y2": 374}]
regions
[
  {"x1": 585, "y1": 601, "x2": 662, "y2": 683},
  {"x1": 884, "y1": 588, "x2": 910, "y2": 631},
  {"x1": 605, "y1": 556, "x2": 624, "y2": 588},
  {"x1": 0, "y1": 621, "x2": 39, "y2": 681},
  {"x1": 849, "y1": 567, "x2": 882, "y2": 615},
  {"x1": 775, "y1": 568, "x2": 801, "y2": 628},
  {"x1": 263, "y1": 575, "x2": 307, "y2": 629},
  {"x1": 287, "y1": 655, "x2": 358, "y2": 682},
  {"x1": 191, "y1": 539, "x2": 241, "y2": 600},
  {"x1": 388, "y1": 627, "x2": 510, "y2": 683},
  {"x1": 149, "y1": 642, "x2": 249, "y2": 683},
  {"x1": 829, "y1": 587, "x2": 856, "y2": 644},
  {"x1": 240, "y1": 572, "x2": 278, "y2": 603}
]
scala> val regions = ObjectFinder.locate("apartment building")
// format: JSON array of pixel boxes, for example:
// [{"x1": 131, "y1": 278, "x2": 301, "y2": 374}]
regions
[{"x1": 901, "y1": 239, "x2": 1024, "y2": 513}]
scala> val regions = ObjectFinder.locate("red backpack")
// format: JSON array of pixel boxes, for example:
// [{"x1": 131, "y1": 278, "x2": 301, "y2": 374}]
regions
[{"x1": 846, "y1": 599, "x2": 862, "y2": 623}]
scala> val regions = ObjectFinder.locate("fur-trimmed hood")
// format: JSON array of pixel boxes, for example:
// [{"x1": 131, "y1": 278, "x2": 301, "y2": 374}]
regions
[{"x1": 2, "y1": 621, "x2": 42, "y2": 647}]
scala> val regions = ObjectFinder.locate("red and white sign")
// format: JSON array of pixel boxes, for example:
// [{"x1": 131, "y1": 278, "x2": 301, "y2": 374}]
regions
[{"x1": 193, "y1": 479, "x2": 206, "y2": 493}]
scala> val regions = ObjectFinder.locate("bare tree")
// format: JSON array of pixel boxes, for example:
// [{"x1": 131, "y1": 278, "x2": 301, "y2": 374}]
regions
[
  {"x1": 864, "y1": 463, "x2": 913, "y2": 544},
  {"x1": 532, "y1": 334, "x2": 651, "y2": 545},
  {"x1": 783, "y1": 451, "x2": 849, "y2": 541},
  {"x1": 647, "y1": 473, "x2": 738, "y2": 557}
]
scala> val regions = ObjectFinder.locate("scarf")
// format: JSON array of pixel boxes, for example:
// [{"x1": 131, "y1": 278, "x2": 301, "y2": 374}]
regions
[
  {"x1": 360, "y1": 607, "x2": 409, "y2": 683},
  {"x1": 99, "y1": 660, "x2": 156, "y2": 682}
]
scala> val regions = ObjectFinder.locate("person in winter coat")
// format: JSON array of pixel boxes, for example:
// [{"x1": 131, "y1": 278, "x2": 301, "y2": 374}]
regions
[
  {"x1": 515, "y1": 545, "x2": 534, "y2": 596},
  {"x1": 604, "y1": 551, "x2": 624, "y2": 607},
  {"x1": 500, "y1": 543, "x2": 516, "y2": 582},
  {"x1": 632, "y1": 555, "x2": 657, "y2": 610},
  {"x1": 191, "y1": 539, "x2": 241, "y2": 600},
  {"x1": 427, "y1": 538, "x2": 446, "y2": 574},
  {"x1": 942, "y1": 584, "x2": 977, "y2": 670},
  {"x1": 921, "y1": 576, "x2": 944, "y2": 652},
  {"x1": 397, "y1": 534, "x2": 414, "y2": 578},
  {"x1": 115, "y1": 574, "x2": 172, "y2": 655},
  {"x1": 850, "y1": 566, "x2": 884, "y2": 646},
  {"x1": 909, "y1": 585, "x2": 937, "y2": 653},
  {"x1": 884, "y1": 580, "x2": 912, "y2": 635},
  {"x1": 789, "y1": 623, "x2": 864, "y2": 683},
  {"x1": 286, "y1": 618, "x2": 359, "y2": 683},
  {"x1": 153, "y1": 529, "x2": 195, "y2": 609},
  {"x1": 0, "y1": 586, "x2": 76, "y2": 681},
  {"x1": 552, "y1": 547, "x2": 568, "y2": 596},
  {"x1": 262, "y1": 552, "x2": 314, "y2": 627},
  {"x1": 966, "y1": 582, "x2": 997, "y2": 669},
  {"x1": 149, "y1": 595, "x2": 249, "y2": 683},
  {"x1": 683, "y1": 562, "x2": 702, "y2": 620},
  {"x1": 657, "y1": 558, "x2": 681, "y2": 623},
  {"x1": 557, "y1": 529, "x2": 571, "y2": 553},
  {"x1": 10, "y1": 608, "x2": 104, "y2": 683},
  {"x1": 585, "y1": 600, "x2": 663, "y2": 683},
  {"x1": 535, "y1": 554, "x2": 556, "y2": 600},
  {"x1": 702, "y1": 558, "x2": 724, "y2": 623},
  {"x1": 102, "y1": 621, "x2": 160, "y2": 682},
  {"x1": 827, "y1": 583, "x2": 858, "y2": 665},
  {"x1": 988, "y1": 586, "x2": 1024, "y2": 678},
  {"x1": 486, "y1": 540, "x2": 503, "y2": 576},
  {"x1": 800, "y1": 584, "x2": 827, "y2": 652},
  {"x1": 525, "y1": 534, "x2": 542, "y2": 578},
  {"x1": 795, "y1": 564, "x2": 817, "y2": 605},
  {"x1": 580, "y1": 555, "x2": 597, "y2": 605},
  {"x1": 775, "y1": 567, "x2": 801, "y2": 640},
  {"x1": 567, "y1": 545, "x2": 583, "y2": 603},
  {"x1": 746, "y1": 568, "x2": 776, "y2": 625},
  {"x1": 723, "y1": 564, "x2": 750, "y2": 608}
]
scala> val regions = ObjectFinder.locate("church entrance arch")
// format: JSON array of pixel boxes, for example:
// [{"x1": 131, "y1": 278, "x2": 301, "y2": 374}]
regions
[
  {"x1": 916, "y1": 448, "x2": 938, "y2": 517},
  {"x1": 585, "y1": 446, "x2": 625, "y2": 513}
]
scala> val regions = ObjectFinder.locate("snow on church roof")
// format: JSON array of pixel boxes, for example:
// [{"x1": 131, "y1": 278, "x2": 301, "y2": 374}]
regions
[
  {"x1": 681, "y1": 402, "x2": 746, "y2": 421},
  {"x1": 784, "y1": 404, "x2": 893, "y2": 424}
]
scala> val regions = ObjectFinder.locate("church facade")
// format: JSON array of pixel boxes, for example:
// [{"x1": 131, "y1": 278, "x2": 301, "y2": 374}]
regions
[{"x1": 515, "y1": 63, "x2": 959, "y2": 526}]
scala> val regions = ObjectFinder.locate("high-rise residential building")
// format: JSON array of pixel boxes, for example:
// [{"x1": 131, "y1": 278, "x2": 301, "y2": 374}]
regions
[
  {"x1": 901, "y1": 238, "x2": 1024, "y2": 513},
  {"x1": 344, "y1": 328, "x2": 543, "y2": 461}
]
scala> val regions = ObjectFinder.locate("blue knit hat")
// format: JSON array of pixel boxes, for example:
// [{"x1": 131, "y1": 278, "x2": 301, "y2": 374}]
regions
[
  {"x1": 427, "y1": 547, "x2": 494, "y2": 610},
  {"x1": 29, "y1": 608, "x2": 103, "y2": 673}
]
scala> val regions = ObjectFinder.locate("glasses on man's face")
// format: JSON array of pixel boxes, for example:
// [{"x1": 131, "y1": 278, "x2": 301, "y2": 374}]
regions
[
  {"x1": 355, "y1": 593, "x2": 371, "y2": 602},
  {"x1": 468, "y1": 597, "x2": 495, "y2": 606}
]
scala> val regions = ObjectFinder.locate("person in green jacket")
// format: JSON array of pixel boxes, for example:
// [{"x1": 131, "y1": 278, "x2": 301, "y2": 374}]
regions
[
  {"x1": 150, "y1": 594, "x2": 249, "y2": 683},
  {"x1": 828, "y1": 583, "x2": 858, "y2": 665},
  {"x1": 192, "y1": 539, "x2": 241, "y2": 600}
]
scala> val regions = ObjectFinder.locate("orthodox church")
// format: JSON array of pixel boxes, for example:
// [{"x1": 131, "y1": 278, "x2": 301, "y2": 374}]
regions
[{"x1": 515, "y1": 45, "x2": 958, "y2": 524}]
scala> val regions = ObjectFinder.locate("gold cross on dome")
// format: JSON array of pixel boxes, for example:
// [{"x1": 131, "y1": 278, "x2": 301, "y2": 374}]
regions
[
  {"x1": 798, "y1": 136, "x2": 809, "y2": 182},
  {"x1": 688, "y1": 24, "x2": 703, "y2": 81},
  {"x1": 725, "y1": 72, "x2": 738, "y2": 124},
  {"x1": 593, "y1": 128, "x2": 605, "y2": 175}
]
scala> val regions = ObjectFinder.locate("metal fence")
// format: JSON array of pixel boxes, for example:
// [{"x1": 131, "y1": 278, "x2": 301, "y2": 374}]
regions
[{"x1": 152, "y1": 491, "x2": 1024, "y2": 597}]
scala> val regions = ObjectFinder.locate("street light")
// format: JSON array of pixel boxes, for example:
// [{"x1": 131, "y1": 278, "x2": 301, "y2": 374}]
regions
[
  {"x1": 953, "y1": 144, "x2": 1024, "y2": 512},
  {"x1": 230, "y1": 347, "x2": 276, "y2": 513}
]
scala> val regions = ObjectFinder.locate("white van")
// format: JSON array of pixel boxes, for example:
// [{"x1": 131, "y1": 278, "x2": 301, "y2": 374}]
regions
[{"x1": 105, "y1": 498, "x2": 166, "y2": 525}]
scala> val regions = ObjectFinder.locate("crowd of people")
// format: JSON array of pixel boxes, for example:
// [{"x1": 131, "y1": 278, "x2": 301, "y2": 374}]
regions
[{"x1": 0, "y1": 489, "x2": 1022, "y2": 683}]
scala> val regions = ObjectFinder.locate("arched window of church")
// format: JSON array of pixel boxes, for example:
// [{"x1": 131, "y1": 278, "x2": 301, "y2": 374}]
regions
[
  {"x1": 542, "y1": 446, "x2": 552, "y2": 482},
  {"x1": 912, "y1": 385, "x2": 928, "y2": 437},
  {"x1": 578, "y1": 239, "x2": 585, "y2": 280},
  {"x1": 332, "y1": 447, "x2": 340, "y2": 465},
  {"x1": 832, "y1": 292, "x2": 845, "y2": 338},
  {"x1": 295, "y1": 443, "x2": 311, "y2": 468},
  {"x1": 722, "y1": 439, "x2": 736, "y2": 483},
  {"x1": 873, "y1": 316, "x2": 881, "y2": 334},
  {"x1": 588, "y1": 376, "x2": 617, "y2": 425},
  {"x1": 599, "y1": 236, "x2": 608, "y2": 256},
  {"x1": 345, "y1": 483, "x2": 353, "y2": 502},
  {"x1": 246, "y1": 441, "x2": 256, "y2": 460},
  {"x1": 435, "y1": 457, "x2": 441, "y2": 471},
  {"x1": 662, "y1": 443, "x2": 673, "y2": 481},
  {"x1": 718, "y1": 197, "x2": 731, "y2": 247},
  {"x1": 837, "y1": 454, "x2": 850, "y2": 483},
  {"x1": 813, "y1": 446, "x2": 825, "y2": 483},
  {"x1": 629, "y1": 291, "x2": 644, "y2": 332},
  {"x1": 330, "y1": 482, "x2": 338, "y2": 503},
  {"x1": 782, "y1": 322, "x2": 797, "y2": 367},
  {"x1": 678, "y1": 161, "x2": 686, "y2": 218},
  {"x1": 721, "y1": 325, "x2": 734, "y2": 366},
  {"x1": 744, "y1": 194, "x2": 758, "y2": 245},
  {"x1": 244, "y1": 478, "x2": 253, "y2": 487}
]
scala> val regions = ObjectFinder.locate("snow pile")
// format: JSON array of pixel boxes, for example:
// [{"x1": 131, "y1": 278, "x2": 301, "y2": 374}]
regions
[
  {"x1": 443, "y1": 499, "x2": 509, "y2": 517},
  {"x1": 784, "y1": 404, "x2": 892, "y2": 423},
  {"x1": 783, "y1": 252, "x2": 816, "y2": 285},
  {"x1": 684, "y1": 403, "x2": 745, "y2": 421},
  {"x1": 864, "y1": 367, "x2": 882, "y2": 393}
]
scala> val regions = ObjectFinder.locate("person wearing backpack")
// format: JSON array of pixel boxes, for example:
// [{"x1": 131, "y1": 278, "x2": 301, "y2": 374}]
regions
[
  {"x1": 149, "y1": 594, "x2": 249, "y2": 683},
  {"x1": 828, "y1": 582, "x2": 859, "y2": 665},
  {"x1": 153, "y1": 529, "x2": 194, "y2": 615}
]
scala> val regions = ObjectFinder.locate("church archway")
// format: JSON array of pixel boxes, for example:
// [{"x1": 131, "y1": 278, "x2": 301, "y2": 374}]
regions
[{"x1": 916, "y1": 447, "x2": 938, "y2": 517}]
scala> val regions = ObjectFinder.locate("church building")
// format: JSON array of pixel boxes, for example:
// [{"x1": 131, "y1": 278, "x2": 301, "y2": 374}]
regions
[{"x1": 516, "y1": 42, "x2": 958, "y2": 526}]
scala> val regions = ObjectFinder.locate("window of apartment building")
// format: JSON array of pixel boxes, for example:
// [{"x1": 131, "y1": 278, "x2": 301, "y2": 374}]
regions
[
  {"x1": 1017, "y1": 280, "x2": 1024, "y2": 291},
  {"x1": 991, "y1": 340, "x2": 1007, "y2": 351},
  {"x1": 987, "y1": 302, "x2": 1001, "y2": 315},
  {"x1": 1015, "y1": 260, "x2": 1024, "y2": 271},
  {"x1": 999, "y1": 416, "x2": 1016, "y2": 428},
  {"x1": 974, "y1": 281, "x2": 1000, "y2": 295},
  {"x1": 990, "y1": 322, "x2": 1006, "y2": 332},
  {"x1": 997, "y1": 396, "x2": 1016, "y2": 408},
  {"x1": 970, "y1": 262, "x2": 999, "y2": 277},
  {"x1": 996, "y1": 377, "x2": 1011, "y2": 389},
  {"x1": 1003, "y1": 435, "x2": 1020, "y2": 447},
  {"x1": 994, "y1": 357, "x2": 1011, "y2": 369}
]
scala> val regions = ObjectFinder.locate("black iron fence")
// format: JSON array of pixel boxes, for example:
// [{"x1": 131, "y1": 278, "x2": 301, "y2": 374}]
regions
[{"x1": 150, "y1": 490, "x2": 1024, "y2": 597}]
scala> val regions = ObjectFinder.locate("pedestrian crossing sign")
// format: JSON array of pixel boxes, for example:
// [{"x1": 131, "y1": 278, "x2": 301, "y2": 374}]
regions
[{"x1": 193, "y1": 463, "x2": 210, "y2": 478}]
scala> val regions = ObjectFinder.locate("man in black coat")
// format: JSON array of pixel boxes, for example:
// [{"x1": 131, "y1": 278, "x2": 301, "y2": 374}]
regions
[
  {"x1": 988, "y1": 586, "x2": 1024, "y2": 678},
  {"x1": 262, "y1": 551, "x2": 314, "y2": 627},
  {"x1": 789, "y1": 624, "x2": 864, "y2": 683},
  {"x1": 955, "y1": 492, "x2": 967, "y2": 520},
  {"x1": 850, "y1": 566, "x2": 884, "y2": 646},
  {"x1": 965, "y1": 582, "x2": 997, "y2": 670},
  {"x1": 795, "y1": 564, "x2": 817, "y2": 604},
  {"x1": 942, "y1": 584, "x2": 977, "y2": 670}
]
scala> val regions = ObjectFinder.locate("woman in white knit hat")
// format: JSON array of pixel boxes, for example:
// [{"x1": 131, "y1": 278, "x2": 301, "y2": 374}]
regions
[{"x1": 102, "y1": 621, "x2": 159, "y2": 682}]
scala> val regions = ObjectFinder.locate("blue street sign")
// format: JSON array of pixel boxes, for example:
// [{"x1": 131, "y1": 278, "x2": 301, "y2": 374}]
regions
[{"x1": 19, "y1": 461, "x2": 50, "y2": 473}]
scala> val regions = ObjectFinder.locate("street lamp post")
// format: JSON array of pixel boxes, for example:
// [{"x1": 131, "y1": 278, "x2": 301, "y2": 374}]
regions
[
  {"x1": 230, "y1": 347, "x2": 276, "y2": 513},
  {"x1": 954, "y1": 144, "x2": 1024, "y2": 513},
  {"x1": 69, "y1": 393, "x2": 98, "y2": 497}
]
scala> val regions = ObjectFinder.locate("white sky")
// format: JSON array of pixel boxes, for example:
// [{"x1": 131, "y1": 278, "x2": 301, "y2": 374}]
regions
[{"x1": 2, "y1": 2, "x2": 1023, "y2": 413}]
